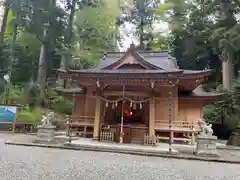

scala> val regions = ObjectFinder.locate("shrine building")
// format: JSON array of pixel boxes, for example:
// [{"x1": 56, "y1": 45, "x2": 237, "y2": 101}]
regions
[{"x1": 55, "y1": 44, "x2": 221, "y2": 144}]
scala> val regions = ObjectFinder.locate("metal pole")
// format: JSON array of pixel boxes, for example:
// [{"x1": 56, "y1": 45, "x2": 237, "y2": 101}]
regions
[
  {"x1": 119, "y1": 84, "x2": 125, "y2": 144},
  {"x1": 168, "y1": 83, "x2": 173, "y2": 152}
]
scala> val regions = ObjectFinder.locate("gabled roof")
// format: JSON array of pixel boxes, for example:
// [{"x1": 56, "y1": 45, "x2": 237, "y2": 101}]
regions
[
  {"x1": 102, "y1": 44, "x2": 161, "y2": 70},
  {"x1": 91, "y1": 44, "x2": 179, "y2": 71},
  {"x1": 57, "y1": 44, "x2": 212, "y2": 78}
]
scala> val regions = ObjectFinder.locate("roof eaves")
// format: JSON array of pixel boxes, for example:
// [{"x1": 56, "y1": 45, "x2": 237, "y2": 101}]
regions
[
  {"x1": 183, "y1": 69, "x2": 213, "y2": 74},
  {"x1": 54, "y1": 68, "x2": 67, "y2": 73},
  {"x1": 191, "y1": 84, "x2": 224, "y2": 97},
  {"x1": 54, "y1": 87, "x2": 83, "y2": 93},
  {"x1": 67, "y1": 69, "x2": 183, "y2": 73}
]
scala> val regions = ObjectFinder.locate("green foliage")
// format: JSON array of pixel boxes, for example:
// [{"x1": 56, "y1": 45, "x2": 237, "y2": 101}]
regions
[
  {"x1": 16, "y1": 107, "x2": 42, "y2": 123},
  {"x1": 4, "y1": 9, "x2": 16, "y2": 40},
  {"x1": 0, "y1": 43, "x2": 10, "y2": 76},
  {"x1": 7, "y1": 85, "x2": 22, "y2": 104},
  {"x1": 154, "y1": 0, "x2": 223, "y2": 80},
  {"x1": 42, "y1": 87, "x2": 74, "y2": 114},
  {"x1": 72, "y1": 1, "x2": 118, "y2": 67},
  {"x1": 154, "y1": 3, "x2": 173, "y2": 16},
  {"x1": 0, "y1": 84, "x2": 74, "y2": 115},
  {"x1": 0, "y1": 79, "x2": 6, "y2": 101},
  {"x1": 204, "y1": 78, "x2": 240, "y2": 132},
  {"x1": 118, "y1": 0, "x2": 162, "y2": 49},
  {"x1": 150, "y1": 34, "x2": 168, "y2": 51},
  {"x1": 52, "y1": 97, "x2": 73, "y2": 114},
  {"x1": 11, "y1": 32, "x2": 41, "y2": 83},
  {"x1": 204, "y1": 105, "x2": 217, "y2": 123},
  {"x1": 22, "y1": 82, "x2": 42, "y2": 109}
]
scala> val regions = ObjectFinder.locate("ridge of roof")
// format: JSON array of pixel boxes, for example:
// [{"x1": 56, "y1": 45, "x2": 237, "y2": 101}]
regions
[
  {"x1": 105, "y1": 51, "x2": 170, "y2": 56},
  {"x1": 99, "y1": 45, "x2": 179, "y2": 70},
  {"x1": 102, "y1": 44, "x2": 162, "y2": 70}
]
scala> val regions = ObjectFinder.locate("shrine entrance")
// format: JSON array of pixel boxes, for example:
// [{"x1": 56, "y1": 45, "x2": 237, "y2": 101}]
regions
[
  {"x1": 103, "y1": 99, "x2": 148, "y2": 125},
  {"x1": 101, "y1": 96, "x2": 149, "y2": 143}
]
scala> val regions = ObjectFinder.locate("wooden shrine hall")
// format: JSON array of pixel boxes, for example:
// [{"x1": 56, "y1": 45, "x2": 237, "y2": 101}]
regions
[{"x1": 56, "y1": 43, "x2": 221, "y2": 144}]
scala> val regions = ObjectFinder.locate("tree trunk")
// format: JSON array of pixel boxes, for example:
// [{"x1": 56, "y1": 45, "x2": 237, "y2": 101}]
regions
[
  {"x1": 37, "y1": 0, "x2": 56, "y2": 88},
  {"x1": 37, "y1": 29, "x2": 47, "y2": 87},
  {"x1": 219, "y1": 0, "x2": 236, "y2": 91},
  {"x1": 66, "y1": 0, "x2": 76, "y2": 45},
  {"x1": 139, "y1": 17, "x2": 144, "y2": 50},
  {"x1": 222, "y1": 51, "x2": 233, "y2": 90},
  {"x1": 0, "y1": 0, "x2": 10, "y2": 44},
  {"x1": 5, "y1": 23, "x2": 17, "y2": 104},
  {"x1": 9, "y1": 23, "x2": 17, "y2": 76},
  {"x1": 61, "y1": 0, "x2": 77, "y2": 69}
]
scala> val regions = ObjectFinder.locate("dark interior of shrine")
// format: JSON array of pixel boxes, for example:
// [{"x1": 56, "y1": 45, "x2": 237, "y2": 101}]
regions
[{"x1": 103, "y1": 99, "x2": 149, "y2": 126}]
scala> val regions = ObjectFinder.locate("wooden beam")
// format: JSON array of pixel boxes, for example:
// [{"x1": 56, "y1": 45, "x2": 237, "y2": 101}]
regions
[
  {"x1": 93, "y1": 97, "x2": 101, "y2": 140},
  {"x1": 103, "y1": 91, "x2": 150, "y2": 97}
]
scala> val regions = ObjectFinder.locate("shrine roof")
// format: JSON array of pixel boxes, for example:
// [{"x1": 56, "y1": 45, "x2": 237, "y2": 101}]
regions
[
  {"x1": 54, "y1": 87, "x2": 84, "y2": 94},
  {"x1": 56, "y1": 44, "x2": 212, "y2": 77},
  {"x1": 191, "y1": 85, "x2": 223, "y2": 97},
  {"x1": 90, "y1": 50, "x2": 179, "y2": 71},
  {"x1": 55, "y1": 87, "x2": 82, "y2": 93},
  {"x1": 178, "y1": 85, "x2": 224, "y2": 104},
  {"x1": 67, "y1": 69, "x2": 182, "y2": 74}
]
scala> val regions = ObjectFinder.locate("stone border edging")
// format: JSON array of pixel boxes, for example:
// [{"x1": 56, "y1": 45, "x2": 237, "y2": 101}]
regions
[
  {"x1": 217, "y1": 146, "x2": 240, "y2": 151},
  {"x1": 4, "y1": 141, "x2": 240, "y2": 164}
]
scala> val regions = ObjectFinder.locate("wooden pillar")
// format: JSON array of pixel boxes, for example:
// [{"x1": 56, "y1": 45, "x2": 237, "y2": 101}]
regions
[
  {"x1": 72, "y1": 92, "x2": 76, "y2": 114},
  {"x1": 149, "y1": 98, "x2": 155, "y2": 136},
  {"x1": 168, "y1": 84, "x2": 173, "y2": 152},
  {"x1": 93, "y1": 97, "x2": 101, "y2": 139},
  {"x1": 173, "y1": 87, "x2": 178, "y2": 121},
  {"x1": 84, "y1": 96, "x2": 89, "y2": 116},
  {"x1": 83, "y1": 95, "x2": 89, "y2": 137}
]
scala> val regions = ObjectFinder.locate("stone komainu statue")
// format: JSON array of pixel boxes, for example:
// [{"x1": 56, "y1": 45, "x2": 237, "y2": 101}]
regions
[
  {"x1": 198, "y1": 119, "x2": 213, "y2": 136},
  {"x1": 41, "y1": 112, "x2": 55, "y2": 125}
]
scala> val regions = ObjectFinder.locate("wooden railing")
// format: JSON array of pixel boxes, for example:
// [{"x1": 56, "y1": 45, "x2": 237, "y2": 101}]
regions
[
  {"x1": 155, "y1": 120, "x2": 200, "y2": 132},
  {"x1": 66, "y1": 115, "x2": 95, "y2": 126},
  {"x1": 144, "y1": 134, "x2": 158, "y2": 146},
  {"x1": 100, "y1": 131, "x2": 114, "y2": 142},
  {"x1": 154, "y1": 120, "x2": 200, "y2": 144},
  {"x1": 66, "y1": 115, "x2": 95, "y2": 137}
]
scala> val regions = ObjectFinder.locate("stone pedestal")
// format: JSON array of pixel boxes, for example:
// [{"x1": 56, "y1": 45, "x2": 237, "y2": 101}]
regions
[
  {"x1": 195, "y1": 135, "x2": 219, "y2": 157},
  {"x1": 227, "y1": 132, "x2": 240, "y2": 146},
  {"x1": 34, "y1": 124, "x2": 56, "y2": 143},
  {"x1": 227, "y1": 127, "x2": 240, "y2": 146}
]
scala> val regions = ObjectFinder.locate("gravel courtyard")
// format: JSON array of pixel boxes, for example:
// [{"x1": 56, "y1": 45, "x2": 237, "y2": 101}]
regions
[{"x1": 0, "y1": 134, "x2": 239, "y2": 180}]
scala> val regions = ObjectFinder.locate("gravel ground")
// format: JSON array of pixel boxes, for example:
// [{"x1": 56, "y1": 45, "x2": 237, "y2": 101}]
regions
[{"x1": 0, "y1": 133, "x2": 240, "y2": 180}]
